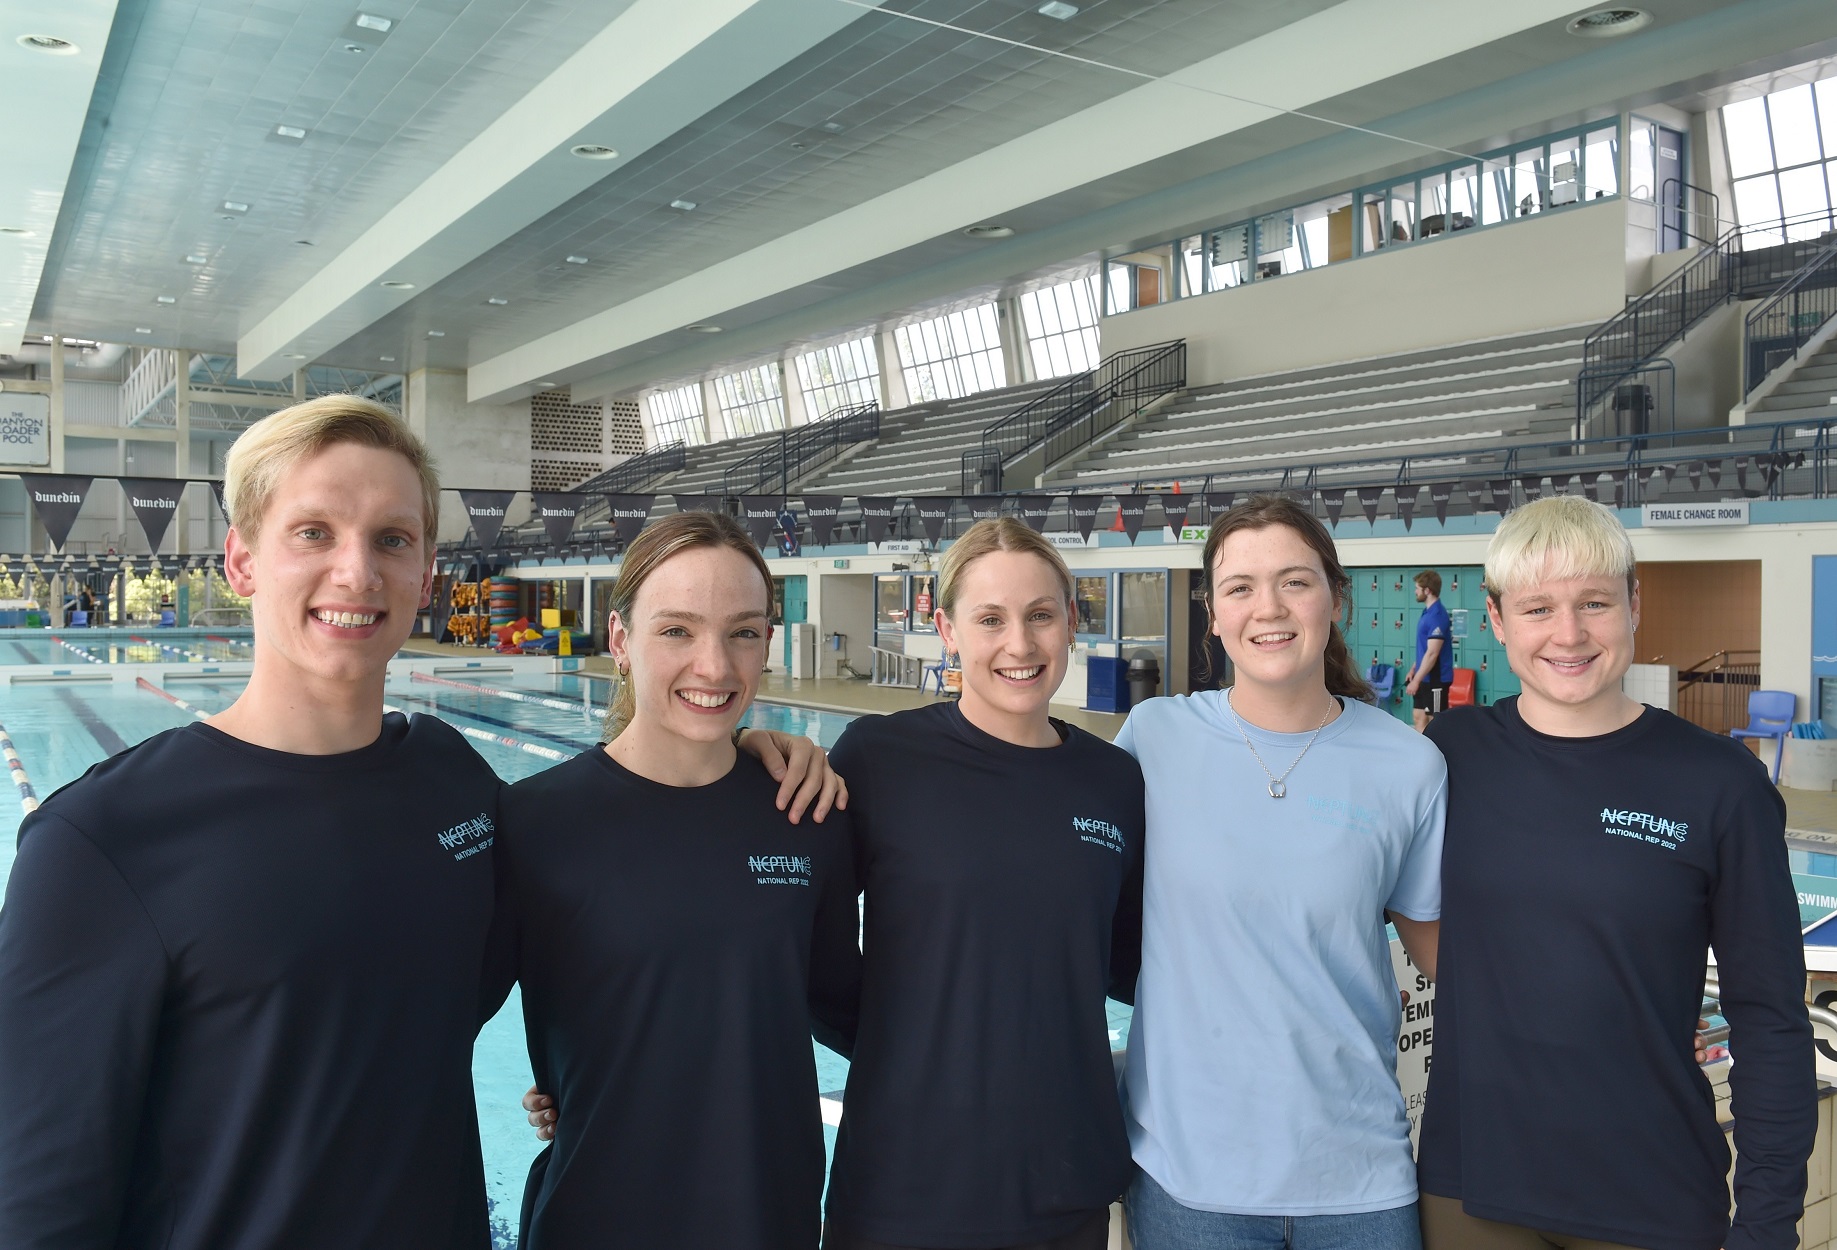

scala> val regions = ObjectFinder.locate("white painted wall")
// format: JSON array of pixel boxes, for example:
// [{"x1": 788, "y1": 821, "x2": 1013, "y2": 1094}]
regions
[
  {"x1": 813, "y1": 572, "x2": 873, "y2": 679},
  {"x1": 1102, "y1": 201, "x2": 1632, "y2": 388}
]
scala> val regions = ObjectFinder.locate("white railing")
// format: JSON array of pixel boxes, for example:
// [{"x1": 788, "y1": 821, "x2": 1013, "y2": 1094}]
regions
[{"x1": 120, "y1": 349, "x2": 177, "y2": 427}]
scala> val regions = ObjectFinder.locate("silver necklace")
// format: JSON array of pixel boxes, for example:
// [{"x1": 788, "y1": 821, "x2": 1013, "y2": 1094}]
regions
[{"x1": 1224, "y1": 689, "x2": 1337, "y2": 799}]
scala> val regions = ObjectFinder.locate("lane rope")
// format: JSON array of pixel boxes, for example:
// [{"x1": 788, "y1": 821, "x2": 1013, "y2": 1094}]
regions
[
  {"x1": 130, "y1": 634, "x2": 211, "y2": 663},
  {"x1": 47, "y1": 634, "x2": 106, "y2": 664},
  {"x1": 0, "y1": 720, "x2": 39, "y2": 814},
  {"x1": 410, "y1": 671, "x2": 607, "y2": 718},
  {"x1": 135, "y1": 676, "x2": 210, "y2": 720}
]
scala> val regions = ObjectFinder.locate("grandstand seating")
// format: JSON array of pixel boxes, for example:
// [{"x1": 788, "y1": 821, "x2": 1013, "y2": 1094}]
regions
[
  {"x1": 801, "y1": 379, "x2": 1065, "y2": 497},
  {"x1": 1047, "y1": 325, "x2": 1589, "y2": 490},
  {"x1": 1748, "y1": 336, "x2": 1837, "y2": 419}
]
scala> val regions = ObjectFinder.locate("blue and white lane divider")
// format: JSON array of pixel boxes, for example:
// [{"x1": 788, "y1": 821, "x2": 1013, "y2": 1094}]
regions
[
  {"x1": 410, "y1": 671, "x2": 607, "y2": 718},
  {"x1": 47, "y1": 635, "x2": 106, "y2": 664},
  {"x1": 133, "y1": 677, "x2": 571, "y2": 763},
  {"x1": 0, "y1": 720, "x2": 40, "y2": 814},
  {"x1": 129, "y1": 634, "x2": 211, "y2": 662}
]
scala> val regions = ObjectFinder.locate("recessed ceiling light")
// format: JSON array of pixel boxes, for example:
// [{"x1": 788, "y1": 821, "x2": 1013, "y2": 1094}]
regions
[
  {"x1": 1037, "y1": 0, "x2": 1078, "y2": 17},
  {"x1": 426, "y1": 330, "x2": 445, "y2": 337},
  {"x1": 294, "y1": 239, "x2": 314, "y2": 247},
  {"x1": 0, "y1": 321, "x2": 15, "y2": 328},
  {"x1": 274, "y1": 124, "x2": 308, "y2": 140},
  {"x1": 570, "y1": 144, "x2": 619, "y2": 160},
  {"x1": 0, "y1": 226, "x2": 35, "y2": 237},
  {"x1": 536, "y1": 382, "x2": 558, "y2": 389},
  {"x1": 821, "y1": 121, "x2": 846, "y2": 134},
  {"x1": 379, "y1": 355, "x2": 396, "y2": 362},
  {"x1": 343, "y1": 42, "x2": 365, "y2": 53},
  {"x1": 283, "y1": 353, "x2": 308, "y2": 360},
  {"x1": 564, "y1": 255, "x2": 589, "y2": 265},
  {"x1": 354, "y1": 13, "x2": 393, "y2": 32},
  {"x1": 686, "y1": 324, "x2": 723, "y2": 333},
  {"x1": 16, "y1": 34, "x2": 78, "y2": 55},
  {"x1": 790, "y1": 141, "x2": 808, "y2": 151},
  {"x1": 379, "y1": 280, "x2": 415, "y2": 289},
  {"x1": 135, "y1": 327, "x2": 152, "y2": 334},
  {"x1": 185, "y1": 253, "x2": 208, "y2": 263},
  {"x1": 963, "y1": 224, "x2": 1016, "y2": 239},
  {"x1": 486, "y1": 296, "x2": 509, "y2": 306},
  {"x1": 669, "y1": 199, "x2": 698, "y2": 212},
  {"x1": 155, "y1": 295, "x2": 177, "y2": 304},
  {"x1": 1565, "y1": 7, "x2": 1651, "y2": 35},
  {"x1": 221, "y1": 200, "x2": 249, "y2": 214}
]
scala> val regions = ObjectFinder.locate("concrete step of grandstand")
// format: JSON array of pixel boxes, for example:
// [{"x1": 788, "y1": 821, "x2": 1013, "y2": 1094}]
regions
[
  {"x1": 1060, "y1": 425, "x2": 1540, "y2": 486},
  {"x1": 1048, "y1": 327, "x2": 1583, "y2": 488},
  {"x1": 799, "y1": 379, "x2": 1067, "y2": 495},
  {"x1": 1750, "y1": 338, "x2": 1837, "y2": 420}
]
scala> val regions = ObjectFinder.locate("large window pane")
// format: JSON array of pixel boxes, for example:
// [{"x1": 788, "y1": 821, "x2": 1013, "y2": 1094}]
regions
[
  {"x1": 1628, "y1": 121, "x2": 1656, "y2": 200},
  {"x1": 1779, "y1": 163, "x2": 1832, "y2": 236},
  {"x1": 1584, "y1": 128, "x2": 1619, "y2": 201},
  {"x1": 1208, "y1": 224, "x2": 1251, "y2": 285},
  {"x1": 713, "y1": 364, "x2": 785, "y2": 438},
  {"x1": 794, "y1": 337, "x2": 880, "y2": 420},
  {"x1": 1734, "y1": 176, "x2": 1784, "y2": 242},
  {"x1": 875, "y1": 575, "x2": 907, "y2": 633},
  {"x1": 894, "y1": 305, "x2": 1006, "y2": 402},
  {"x1": 1119, "y1": 571, "x2": 1166, "y2": 640},
  {"x1": 1481, "y1": 157, "x2": 1511, "y2": 225},
  {"x1": 1178, "y1": 235, "x2": 1206, "y2": 297},
  {"x1": 1820, "y1": 79, "x2": 1837, "y2": 157},
  {"x1": 1723, "y1": 97, "x2": 1775, "y2": 179},
  {"x1": 1020, "y1": 275, "x2": 1102, "y2": 378},
  {"x1": 1513, "y1": 146, "x2": 1546, "y2": 216},
  {"x1": 1548, "y1": 136, "x2": 1581, "y2": 207},
  {"x1": 909, "y1": 574, "x2": 937, "y2": 633},
  {"x1": 644, "y1": 384, "x2": 707, "y2": 448},
  {"x1": 1447, "y1": 165, "x2": 1480, "y2": 228},
  {"x1": 1769, "y1": 84, "x2": 1823, "y2": 168},
  {"x1": 1073, "y1": 574, "x2": 1110, "y2": 635}
]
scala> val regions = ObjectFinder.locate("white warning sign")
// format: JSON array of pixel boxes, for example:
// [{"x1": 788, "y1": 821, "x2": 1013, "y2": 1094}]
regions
[{"x1": 1392, "y1": 936, "x2": 1436, "y2": 1149}]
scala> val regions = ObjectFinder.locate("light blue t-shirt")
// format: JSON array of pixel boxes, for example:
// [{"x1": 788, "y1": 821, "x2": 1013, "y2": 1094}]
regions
[{"x1": 1114, "y1": 691, "x2": 1446, "y2": 1217}]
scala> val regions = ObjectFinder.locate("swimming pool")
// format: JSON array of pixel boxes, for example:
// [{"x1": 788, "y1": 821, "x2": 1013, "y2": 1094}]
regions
[
  {"x1": 0, "y1": 627, "x2": 256, "y2": 667},
  {"x1": 0, "y1": 664, "x2": 880, "y2": 1245}
]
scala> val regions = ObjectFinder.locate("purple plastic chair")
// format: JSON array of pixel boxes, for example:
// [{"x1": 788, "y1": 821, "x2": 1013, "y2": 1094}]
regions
[{"x1": 1730, "y1": 690, "x2": 1794, "y2": 783}]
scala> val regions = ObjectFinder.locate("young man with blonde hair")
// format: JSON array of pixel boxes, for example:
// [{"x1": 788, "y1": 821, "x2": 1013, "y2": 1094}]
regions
[
  {"x1": 1418, "y1": 495, "x2": 1812, "y2": 1250},
  {"x1": 0, "y1": 395, "x2": 837, "y2": 1249}
]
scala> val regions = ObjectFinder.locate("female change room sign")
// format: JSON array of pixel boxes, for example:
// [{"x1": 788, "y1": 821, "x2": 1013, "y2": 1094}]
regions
[{"x1": 0, "y1": 392, "x2": 51, "y2": 467}]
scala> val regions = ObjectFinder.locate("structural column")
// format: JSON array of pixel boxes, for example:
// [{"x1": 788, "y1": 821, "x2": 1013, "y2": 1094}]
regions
[
  {"x1": 699, "y1": 378, "x2": 723, "y2": 443},
  {"x1": 779, "y1": 357, "x2": 809, "y2": 428},
  {"x1": 47, "y1": 332, "x2": 65, "y2": 474},
  {"x1": 875, "y1": 326, "x2": 911, "y2": 412},
  {"x1": 997, "y1": 297, "x2": 1033, "y2": 386},
  {"x1": 405, "y1": 367, "x2": 531, "y2": 544}
]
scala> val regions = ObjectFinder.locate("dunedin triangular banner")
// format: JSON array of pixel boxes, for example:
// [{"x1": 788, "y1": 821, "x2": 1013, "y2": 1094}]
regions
[
  {"x1": 672, "y1": 494, "x2": 722, "y2": 515},
  {"x1": 458, "y1": 489, "x2": 516, "y2": 549},
  {"x1": 1706, "y1": 460, "x2": 1723, "y2": 489},
  {"x1": 1068, "y1": 496, "x2": 1101, "y2": 541},
  {"x1": 1205, "y1": 492, "x2": 1235, "y2": 521},
  {"x1": 1488, "y1": 480, "x2": 1513, "y2": 514},
  {"x1": 859, "y1": 497, "x2": 897, "y2": 545},
  {"x1": 1116, "y1": 494, "x2": 1150, "y2": 543},
  {"x1": 605, "y1": 494, "x2": 654, "y2": 547},
  {"x1": 914, "y1": 497, "x2": 955, "y2": 546},
  {"x1": 209, "y1": 479, "x2": 230, "y2": 523},
  {"x1": 1396, "y1": 485, "x2": 1419, "y2": 531},
  {"x1": 964, "y1": 496, "x2": 1004, "y2": 522},
  {"x1": 1357, "y1": 486, "x2": 1384, "y2": 525},
  {"x1": 739, "y1": 496, "x2": 783, "y2": 547},
  {"x1": 1321, "y1": 488, "x2": 1347, "y2": 527},
  {"x1": 1429, "y1": 482, "x2": 1454, "y2": 524},
  {"x1": 1520, "y1": 475, "x2": 1544, "y2": 503},
  {"x1": 1018, "y1": 495, "x2": 1055, "y2": 533},
  {"x1": 802, "y1": 495, "x2": 842, "y2": 547},
  {"x1": 529, "y1": 492, "x2": 586, "y2": 550},
  {"x1": 120, "y1": 477, "x2": 187, "y2": 552},
  {"x1": 1160, "y1": 494, "x2": 1192, "y2": 534},
  {"x1": 22, "y1": 474, "x2": 94, "y2": 551}
]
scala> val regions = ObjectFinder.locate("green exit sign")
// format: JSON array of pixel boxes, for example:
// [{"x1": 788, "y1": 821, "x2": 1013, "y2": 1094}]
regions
[{"x1": 832, "y1": 559, "x2": 850, "y2": 569}]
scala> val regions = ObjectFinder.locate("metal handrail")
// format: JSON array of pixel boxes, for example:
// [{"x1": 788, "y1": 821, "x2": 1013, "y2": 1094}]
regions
[
  {"x1": 723, "y1": 402, "x2": 880, "y2": 494},
  {"x1": 1579, "y1": 224, "x2": 1738, "y2": 418},
  {"x1": 1661, "y1": 177, "x2": 1722, "y2": 248},
  {"x1": 1677, "y1": 648, "x2": 1760, "y2": 684},
  {"x1": 1744, "y1": 240, "x2": 1837, "y2": 395},
  {"x1": 572, "y1": 441, "x2": 686, "y2": 495}
]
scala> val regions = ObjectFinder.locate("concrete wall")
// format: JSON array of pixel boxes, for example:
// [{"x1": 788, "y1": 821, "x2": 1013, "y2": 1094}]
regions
[
  {"x1": 406, "y1": 368, "x2": 532, "y2": 543},
  {"x1": 813, "y1": 572, "x2": 873, "y2": 679},
  {"x1": 1102, "y1": 200, "x2": 1632, "y2": 388}
]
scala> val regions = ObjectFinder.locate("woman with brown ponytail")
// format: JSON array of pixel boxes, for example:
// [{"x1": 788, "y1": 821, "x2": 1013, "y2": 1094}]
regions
[{"x1": 1115, "y1": 495, "x2": 1445, "y2": 1250}]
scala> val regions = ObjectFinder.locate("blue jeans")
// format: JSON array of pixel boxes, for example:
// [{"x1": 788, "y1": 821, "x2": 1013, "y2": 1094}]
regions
[{"x1": 1125, "y1": 1168, "x2": 1422, "y2": 1250}]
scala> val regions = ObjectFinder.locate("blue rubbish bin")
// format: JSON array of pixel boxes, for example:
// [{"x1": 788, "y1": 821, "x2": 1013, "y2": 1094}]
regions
[{"x1": 1086, "y1": 656, "x2": 1129, "y2": 713}]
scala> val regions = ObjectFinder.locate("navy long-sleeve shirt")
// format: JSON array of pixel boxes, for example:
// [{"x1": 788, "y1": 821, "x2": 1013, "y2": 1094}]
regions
[
  {"x1": 1420, "y1": 700, "x2": 1814, "y2": 1250},
  {"x1": 0, "y1": 715, "x2": 502, "y2": 1250}
]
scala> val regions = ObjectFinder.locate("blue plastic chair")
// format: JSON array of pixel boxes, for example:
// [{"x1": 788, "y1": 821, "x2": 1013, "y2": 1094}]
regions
[
  {"x1": 1366, "y1": 662, "x2": 1396, "y2": 701},
  {"x1": 1730, "y1": 690, "x2": 1795, "y2": 783},
  {"x1": 921, "y1": 654, "x2": 950, "y2": 695}
]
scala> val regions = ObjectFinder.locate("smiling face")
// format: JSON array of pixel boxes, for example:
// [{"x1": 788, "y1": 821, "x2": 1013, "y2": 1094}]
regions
[
  {"x1": 607, "y1": 545, "x2": 772, "y2": 747},
  {"x1": 1490, "y1": 570, "x2": 1640, "y2": 726},
  {"x1": 934, "y1": 548, "x2": 1073, "y2": 737},
  {"x1": 1208, "y1": 523, "x2": 1340, "y2": 701},
  {"x1": 223, "y1": 441, "x2": 432, "y2": 692}
]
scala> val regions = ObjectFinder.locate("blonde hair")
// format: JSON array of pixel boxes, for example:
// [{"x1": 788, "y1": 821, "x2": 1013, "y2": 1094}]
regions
[
  {"x1": 936, "y1": 517, "x2": 1074, "y2": 617},
  {"x1": 1484, "y1": 495, "x2": 1636, "y2": 602},
  {"x1": 223, "y1": 395, "x2": 439, "y2": 546},
  {"x1": 601, "y1": 510, "x2": 773, "y2": 741}
]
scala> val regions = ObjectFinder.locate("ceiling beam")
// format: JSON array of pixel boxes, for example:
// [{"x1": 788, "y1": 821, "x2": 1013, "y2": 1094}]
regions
[{"x1": 234, "y1": 0, "x2": 872, "y2": 381}]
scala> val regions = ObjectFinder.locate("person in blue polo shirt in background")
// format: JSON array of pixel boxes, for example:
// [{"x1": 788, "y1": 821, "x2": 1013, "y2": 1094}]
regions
[{"x1": 1406, "y1": 570, "x2": 1453, "y2": 731}]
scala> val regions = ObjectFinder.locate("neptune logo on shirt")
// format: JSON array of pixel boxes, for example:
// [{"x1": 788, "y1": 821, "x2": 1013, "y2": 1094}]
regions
[
  {"x1": 749, "y1": 854, "x2": 813, "y2": 886},
  {"x1": 1073, "y1": 816, "x2": 1125, "y2": 853},
  {"x1": 437, "y1": 813, "x2": 495, "y2": 861},
  {"x1": 1600, "y1": 807, "x2": 1689, "y2": 851}
]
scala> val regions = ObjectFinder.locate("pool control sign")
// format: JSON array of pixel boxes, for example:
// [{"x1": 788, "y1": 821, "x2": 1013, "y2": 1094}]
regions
[{"x1": 1391, "y1": 936, "x2": 1436, "y2": 1149}]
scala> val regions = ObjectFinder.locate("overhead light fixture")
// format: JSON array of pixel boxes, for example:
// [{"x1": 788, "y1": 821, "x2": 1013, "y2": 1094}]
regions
[
  {"x1": 379, "y1": 355, "x2": 396, "y2": 362},
  {"x1": 963, "y1": 224, "x2": 1015, "y2": 239},
  {"x1": 185, "y1": 253, "x2": 208, "y2": 263},
  {"x1": 16, "y1": 34, "x2": 78, "y2": 55},
  {"x1": 135, "y1": 327, "x2": 152, "y2": 334},
  {"x1": 686, "y1": 324, "x2": 723, "y2": 333},
  {"x1": 821, "y1": 121, "x2": 846, "y2": 134},
  {"x1": 570, "y1": 144, "x2": 619, "y2": 160},
  {"x1": 426, "y1": 330, "x2": 445, "y2": 337},
  {"x1": 1037, "y1": 0, "x2": 1078, "y2": 17},
  {"x1": 669, "y1": 199, "x2": 698, "y2": 212},
  {"x1": 155, "y1": 295, "x2": 177, "y2": 304},
  {"x1": 564, "y1": 255, "x2": 589, "y2": 265},
  {"x1": 0, "y1": 226, "x2": 35, "y2": 237},
  {"x1": 0, "y1": 321, "x2": 15, "y2": 328},
  {"x1": 343, "y1": 42, "x2": 365, "y2": 53},
  {"x1": 536, "y1": 382, "x2": 558, "y2": 389},
  {"x1": 283, "y1": 353, "x2": 307, "y2": 360},
  {"x1": 354, "y1": 13, "x2": 393, "y2": 32},
  {"x1": 790, "y1": 141, "x2": 808, "y2": 151},
  {"x1": 273, "y1": 124, "x2": 308, "y2": 141},
  {"x1": 1565, "y1": 7, "x2": 1651, "y2": 35},
  {"x1": 294, "y1": 239, "x2": 314, "y2": 247},
  {"x1": 487, "y1": 296, "x2": 509, "y2": 306},
  {"x1": 380, "y1": 280, "x2": 415, "y2": 289},
  {"x1": 221, "y1": 200, "x2": 249, "y2": 214}
]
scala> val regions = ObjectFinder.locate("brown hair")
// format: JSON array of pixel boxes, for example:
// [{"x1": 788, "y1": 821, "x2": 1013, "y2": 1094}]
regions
[
  {"x1": 601, "y1": 510, "x2": 774, "y2": 741},
  {"x1": 1201, "y1": 494, "x2": 1372, "y2": 702},
  {"x1": 1414, "y1": 569, "x2": 1442, "y2": 596},
  {"x1": 936, "y1": 517, "x2": 1075, "y2": 617},
  {"x1": 223, "y1": 394, "x2": 439, "y2": 546}
]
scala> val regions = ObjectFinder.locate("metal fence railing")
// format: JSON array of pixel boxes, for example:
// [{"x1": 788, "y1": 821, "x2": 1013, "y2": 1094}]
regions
[
  {"x1": 1744, "y1": 241, "x2": 1837, "y2": 395},
  {"x1": 1676, "y1": 649, "x2": 1760, "y2": 736},
  {"x1": 1574, "y1": 361, "x2": 1675, "y2": 442},
  {"x1": 722, "y1": 402, "x2": 880, "y2": 495}
]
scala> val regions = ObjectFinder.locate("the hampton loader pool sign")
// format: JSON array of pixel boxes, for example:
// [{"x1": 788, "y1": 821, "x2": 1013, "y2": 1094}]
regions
[{"x1": 1641, "y1": 501, "x2": 1750, "y2": 527}]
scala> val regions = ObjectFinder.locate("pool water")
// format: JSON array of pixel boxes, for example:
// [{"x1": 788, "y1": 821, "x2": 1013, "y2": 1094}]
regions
[
  {"x1": 0, "y1": 627, "x2": 257, "y2": 666},
  {"x1": 0, "y1": 668, "x2": 881, "y2": 1245}
]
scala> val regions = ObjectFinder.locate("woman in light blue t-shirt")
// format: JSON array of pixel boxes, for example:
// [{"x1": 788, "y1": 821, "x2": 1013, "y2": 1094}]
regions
[{"x1": 1115, "y1": 495, "x2": 1446, "y2": 1250}]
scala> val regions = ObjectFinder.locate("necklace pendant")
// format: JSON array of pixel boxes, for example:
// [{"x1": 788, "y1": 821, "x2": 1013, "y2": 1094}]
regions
[{"x1": 1268, "y1": 780, "x2": 1287, "y2": 799}]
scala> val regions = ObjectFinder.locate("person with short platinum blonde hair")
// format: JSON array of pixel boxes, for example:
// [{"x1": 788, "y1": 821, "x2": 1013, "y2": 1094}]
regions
[{"x1": 1417, "y1": 494, "x2": 1814, "y2": 1250}]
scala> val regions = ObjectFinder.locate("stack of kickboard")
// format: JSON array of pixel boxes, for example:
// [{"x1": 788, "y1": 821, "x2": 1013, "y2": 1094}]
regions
[{"x1": 487, "y1": 579, "x2": 519, "y2": 640}]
